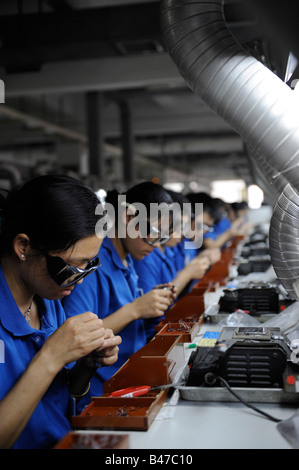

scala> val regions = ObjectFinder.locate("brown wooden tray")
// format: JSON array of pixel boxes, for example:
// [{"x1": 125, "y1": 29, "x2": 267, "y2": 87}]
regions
[
  {"x1": 54, "y1": 431, "x2": 130, "y2": 449},
  {"x1": 103, "y1": 335, "x2": 184, "y2": 395},
  {"x1": 163, "y1": 295, "x2": 205, "y2": 323},
  {"x1": 156, "y1": 321, "x2": 200, "y2": 343},
  {"x1": 72, "y1": 391, "x2": 167, "y2": 431}
]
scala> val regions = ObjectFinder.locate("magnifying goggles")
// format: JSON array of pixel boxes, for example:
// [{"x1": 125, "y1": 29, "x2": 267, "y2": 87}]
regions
[
  {"x1": 143, "y1": 223, "x2": 170, "y2": 246},
  {"x1": 45, "y1": 253, "x2": 101, "y2": 288},
  {"x1": 201, "y1": 223, "x2": 214, "y2": 233}
]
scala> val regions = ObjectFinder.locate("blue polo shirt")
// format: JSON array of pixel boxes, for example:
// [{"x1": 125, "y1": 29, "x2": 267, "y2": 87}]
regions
[
  {"x1": 0, "y1": 265, "x2": 73, "y2": 449},
  {"x1": 133, "y1": 246, "x2": 178, "y2": 340},
  {"x1": 172, "y1": 240, "x2": 198, "y2": 269},
  {"x1": 214, "y1": 216, "x2": 231, "y2": 235},
  {"x1": 204, "y1": 216, "x2": 231, "y2": 242},
  {"x1": 133, "y1": 246, "x2": 177, "y2": 294},
  {"x1": 63, "y1": 236, "x2": 146, "y2": 401},
  {"x1": 172, "y1": 241, "x2": 187, "y2": 271}
]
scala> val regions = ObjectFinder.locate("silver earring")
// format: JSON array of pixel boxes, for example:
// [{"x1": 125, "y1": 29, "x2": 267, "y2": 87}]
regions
[{"x1": 21, "y1": 254, "x2": 26, "y2": 259}]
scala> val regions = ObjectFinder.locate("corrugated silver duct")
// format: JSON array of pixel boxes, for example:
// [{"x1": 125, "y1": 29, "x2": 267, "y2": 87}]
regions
[
  {"x1": 160, "y1": 0, "x2": 299, "y2": 298},
  {"x1": 246, "y1": 144, "x2": 282, "y2": 203}
]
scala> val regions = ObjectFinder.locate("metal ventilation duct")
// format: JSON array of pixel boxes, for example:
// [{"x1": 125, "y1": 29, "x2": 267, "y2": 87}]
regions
[{"x1": 160, "y1": 0, "x2": 299, "y2": 298}]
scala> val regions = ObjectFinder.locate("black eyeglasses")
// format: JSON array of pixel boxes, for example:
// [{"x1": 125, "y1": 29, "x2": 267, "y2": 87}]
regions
[
  {"x1": 195, "y1": 222, "x2": 214, "y2": 233},
  {"x1": 202, "y1": 223, "x2": 214, "y2": 233},
  {"x1": 141, "y1": 221, "x2": 170, "y2": 246},
  {"x1": 124, "y1": 202, "x2": 172, "y2": 247},
  {"x1": 143, "y1": 233, "x2": 170, "y2": 246},
  {"x1": 45, "y1": 254, "x2": 101, "y2": 288}
]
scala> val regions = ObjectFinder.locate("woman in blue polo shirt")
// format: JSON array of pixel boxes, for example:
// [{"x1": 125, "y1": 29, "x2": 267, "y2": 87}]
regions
[
  {"x1": 200, "y1": 197, "x2": 249, "y2": 249},
  {"x1": 0, "y1": 175, "x2": 121, "y2": 449},
  {"x1": 133, "y1": 229, "x2": 211, "y2": 338},
  {"x1": 63, "y1": 182, "x2": 175, "y2": 399},
  {"x1": 133, "y1": 190, "x2": 212, "y2": 338}
]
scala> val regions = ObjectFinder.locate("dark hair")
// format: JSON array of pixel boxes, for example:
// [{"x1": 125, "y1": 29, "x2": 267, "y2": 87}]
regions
[
  {"x1": 166, "y1": 189, "x2": 190, "y2": 208},
  {"x1": 105, "y1": 181, "x2": 173, "y2": 219},
  {"x1": 186, "y1": 192, "x2": 219, "y2": 221},
  {"x1": 106, "y1": 181, "x2": 173, "y2": 208},
  {"x1": 105, "y1": 181, "x2": 173, "y2": 231},
  {"x1": 166, "y1": 189, "x2": 195, "y2": 228},
  {"x1": 0, "y1": 174, "x2": 102, "y2": 256},
  {"x1": 127, "y1": 181, "x2": 173, "y2": 208},
  {"x1": 231, "y1": 201, "x2": 248, "y2": 213}
]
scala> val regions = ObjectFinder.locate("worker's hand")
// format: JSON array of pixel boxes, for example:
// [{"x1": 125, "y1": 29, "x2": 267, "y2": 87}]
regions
[
  {"x1": 186, "y1": 255, "x2": 210, "y2": 279},
  {"x1": 91, "y1": 328, "x2": 122, "y2": 367},
  {"x1": 230, "y1": 217, "x2": 252, "y2": 237},
  {"x1": 154, "y1": 282, "x2": 177, "y2": 301},
  {"x1": 200, "y1": 248, "x2": 221, "y2": 265},
  {"x1": 42, "y1": 312, "x2": 106, "y2": 372},
  {"x1": 133, "y1": 288, "x2": 173, "y2": 319}
]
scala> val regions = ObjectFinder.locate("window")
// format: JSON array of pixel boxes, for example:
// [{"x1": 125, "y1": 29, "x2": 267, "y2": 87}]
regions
[
  {"x1": 210, "y1": 179, "x2": 246, "y2": 203},
  {"x1": 248, "y1": 184, "x2": 264, "y2": 209}
]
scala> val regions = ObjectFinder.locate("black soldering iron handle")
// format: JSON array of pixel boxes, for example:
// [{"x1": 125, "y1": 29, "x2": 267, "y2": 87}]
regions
[{"x1": 68, "y1": 355, "x2": 99, "y2": 400}]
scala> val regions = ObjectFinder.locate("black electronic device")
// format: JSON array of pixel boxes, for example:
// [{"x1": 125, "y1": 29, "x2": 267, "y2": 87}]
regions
[
  {"x1": 218, "y1": 286, "x2": 280, "y2": 316},
  {"x1": 186, "y1": 327, "x2": 296, "y2": 389},
  {"x1": 237, "y1": 258, "x2": 271, "y2": 275},
  {"x1": 248, "y1": 232, "x2": 268, "y2": 244},
  {"x1": 241, "y1": 245, "x2": 269, "y2": 258}
]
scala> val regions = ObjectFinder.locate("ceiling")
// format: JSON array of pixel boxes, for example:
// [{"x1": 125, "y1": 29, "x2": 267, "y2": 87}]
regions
[{"x1": 0, "y1": 0, "x2": 297, "y2": 192}]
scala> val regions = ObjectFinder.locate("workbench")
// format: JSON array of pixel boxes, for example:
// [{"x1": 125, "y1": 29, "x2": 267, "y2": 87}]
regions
[{"x1": 56, "y1": 236, "x2": 299, "y2": 451}]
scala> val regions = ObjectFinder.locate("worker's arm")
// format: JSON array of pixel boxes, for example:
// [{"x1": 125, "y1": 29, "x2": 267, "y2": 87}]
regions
[
  {"x1": 0, "y1": 312, "x2": 106, "y2": 449},
  {"x1": 171, "y1": 255, "x2": 211, "y2": 295},
  {"x1": 102, "y1": 288, "x2": 174, "y2": 334}
]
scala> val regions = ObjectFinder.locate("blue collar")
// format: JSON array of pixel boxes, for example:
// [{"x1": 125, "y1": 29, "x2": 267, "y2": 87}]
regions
[
  {"x1": 102, "y1": 236, "x2": 133, "y2": 272},
  {"x1": 0, "y1": 265, "x2": 51, "y2": 337}
]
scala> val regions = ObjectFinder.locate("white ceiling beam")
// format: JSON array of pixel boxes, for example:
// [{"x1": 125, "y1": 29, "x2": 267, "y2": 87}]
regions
[
  {"x1": 0, "y1": 103, "x2": 185, "y2": 173},
  {"x1": 2, "y1": 53, "x2": 185, "y2": 97},
  {"x1": 135, "y1": 135, "x2": 244, "y2": 156}
]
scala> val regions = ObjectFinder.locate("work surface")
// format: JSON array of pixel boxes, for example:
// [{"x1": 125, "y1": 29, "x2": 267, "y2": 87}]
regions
[
  {"x1": 70, "y1": 243, "x2": 299, "y2": 450},
  {"x1": 127, "y1": 393, "x2": 295, "y2": 449},
  {"x1": 76, "y1": 323, "x2": 298, "y2": 450},
  {"x1": 70, "y1": 259, "x2": 299, "y2": 451},
  {"x1": 76, "y1": 389, "x2": 295, "y2": 450}
]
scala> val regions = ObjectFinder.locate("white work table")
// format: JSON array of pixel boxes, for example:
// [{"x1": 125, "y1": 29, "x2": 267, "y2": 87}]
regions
[
  {"x1": 126, "y1": 393, "x2": 295, "y2": 449},
  {"x1": 73, "y1": 389, "x2": 295, "y2": 451}
]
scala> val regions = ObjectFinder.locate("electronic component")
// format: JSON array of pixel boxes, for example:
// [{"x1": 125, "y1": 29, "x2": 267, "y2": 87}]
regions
[
  {"x1": 218, "y1": 286, "x2": 280, "y2": 315},
  {"x1": 241, "y1": 244, "x2": 269, "y2": 258},
  {"x1": 186, "y1": 327, "x2": 298, "y2": 389},
  {"x1": 237, "y1": 258, "x2": 271, "y2": 275}
]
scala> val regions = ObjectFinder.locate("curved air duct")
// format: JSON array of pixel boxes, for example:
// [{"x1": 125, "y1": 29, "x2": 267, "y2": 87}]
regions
[{"x1": 161, "y1": 0, "x2": 299, "y2": 299}]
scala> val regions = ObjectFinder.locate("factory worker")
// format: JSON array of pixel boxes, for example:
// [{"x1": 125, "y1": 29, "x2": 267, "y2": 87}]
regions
[
  {"x1": 133, "y1": 189, "x2": 212, "y2": 339},
  {"x1": 201, "y1": 197, "x2": 250, "y2": 249},
  {"x1": 63, "y1": 181, "x2": 175, "y2": 402},
  {"x1": 134, "y1": 190, "x2": 218, "y2": 297},
  {"x1": 0, "y1": 175, "x2": 121, "y2": 449}
]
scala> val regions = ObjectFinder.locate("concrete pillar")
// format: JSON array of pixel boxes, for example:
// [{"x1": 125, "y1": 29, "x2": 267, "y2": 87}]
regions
[
  {"x1": 119, "y1": 100, "x2": 135, "y2": 185},
  {"x1": 86, "y1": 91, "x2": 105, "y2": 180}
]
